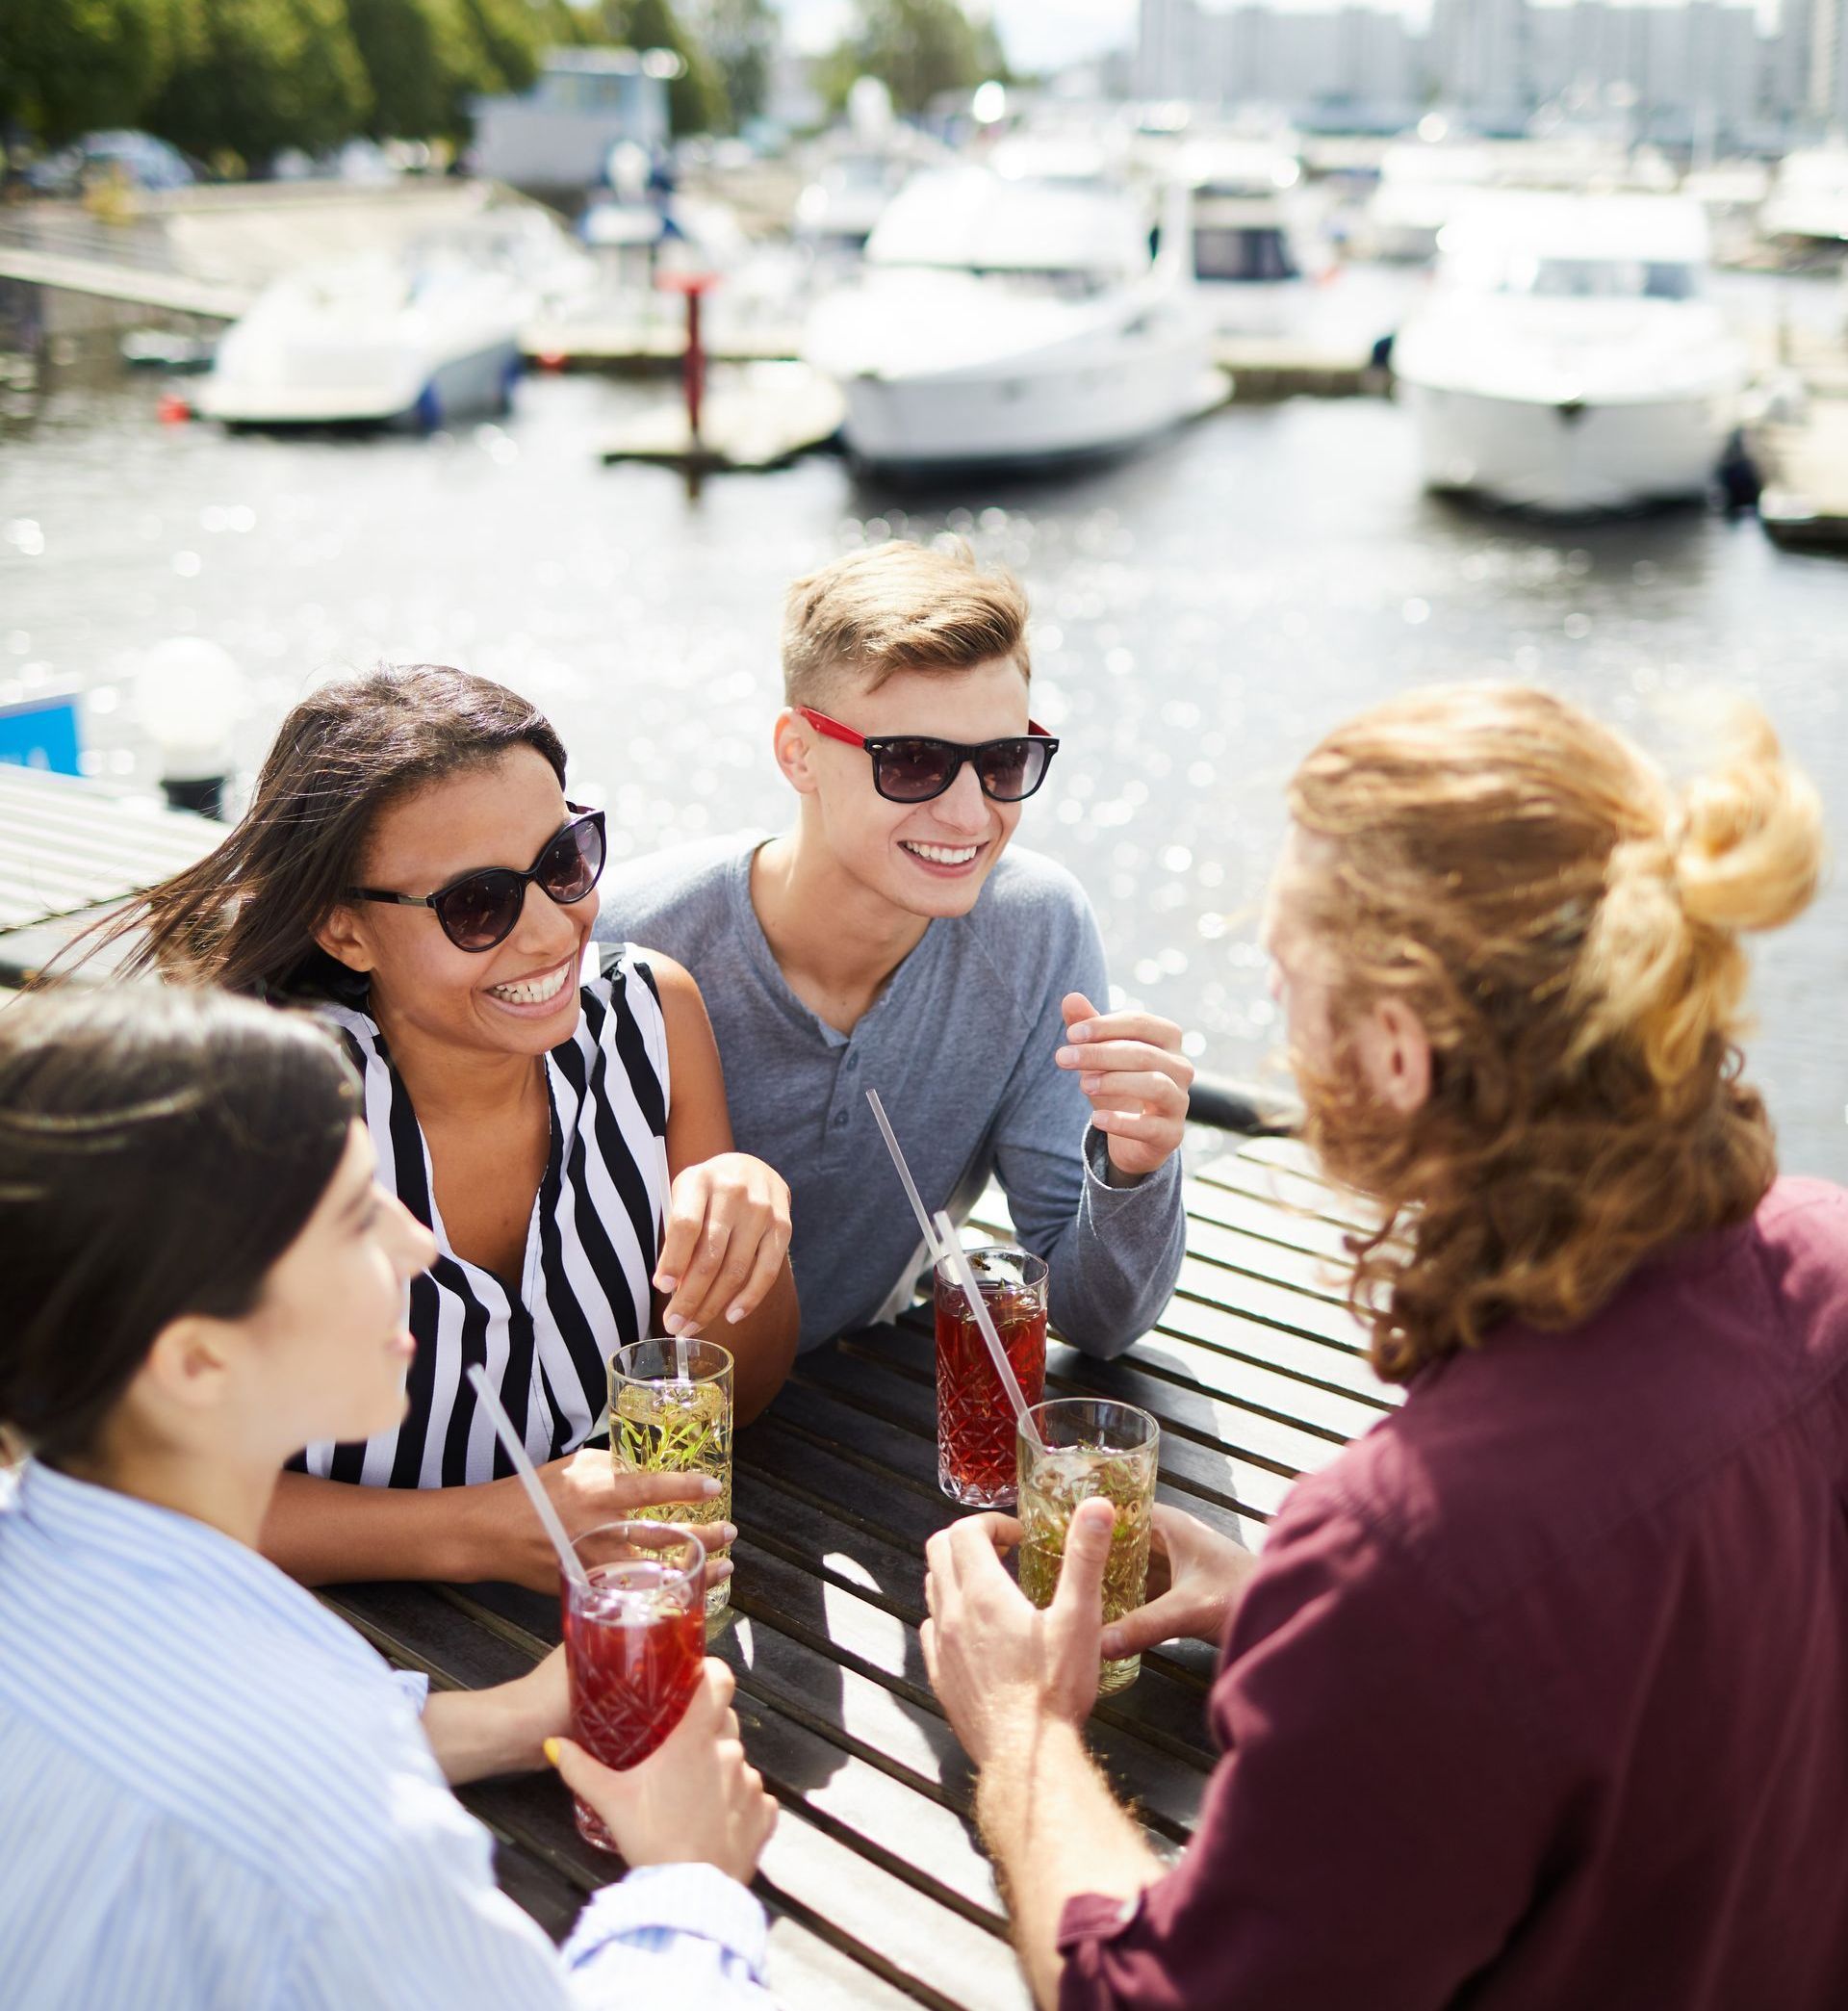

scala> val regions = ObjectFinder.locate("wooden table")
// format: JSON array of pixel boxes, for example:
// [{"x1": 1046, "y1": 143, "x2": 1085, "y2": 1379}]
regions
[{"x1": 323, "y1": 1135, "x2": 1394, "y2": 2009}]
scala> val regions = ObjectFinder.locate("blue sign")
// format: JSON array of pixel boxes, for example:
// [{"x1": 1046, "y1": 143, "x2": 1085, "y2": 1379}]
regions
[{"x1": 0, "y1": 698, "x2": 83, "y2": 777}]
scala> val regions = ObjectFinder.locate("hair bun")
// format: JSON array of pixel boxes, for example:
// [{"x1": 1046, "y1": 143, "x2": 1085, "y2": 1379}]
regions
[{"x1": 1672, "y1": 709, "x2": 1824, "y2": 934}]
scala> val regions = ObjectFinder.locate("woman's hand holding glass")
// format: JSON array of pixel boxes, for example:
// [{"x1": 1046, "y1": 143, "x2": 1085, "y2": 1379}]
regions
[
  {"x1": 653, "y1": 1152, "x2": 793, "y2": 1338},
  {"x1": 1096, "y1": 1505, "x2": 1263, "y2": 1663},
  {"x1": 477, "y1": 1448, "x2": 736, "y2": 1594},
  {"x1": 548, "y1": 1662, "x2": 778, "y2": 1885}
]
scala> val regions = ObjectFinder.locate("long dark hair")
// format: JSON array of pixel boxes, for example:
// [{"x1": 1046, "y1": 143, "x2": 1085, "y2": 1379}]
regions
[
  {"x1": 0, "y1": 986, "x2": 358, "y2": 1463},
  {"x1": 80, "y1": 665, "x2": 567, "y2": 998}
]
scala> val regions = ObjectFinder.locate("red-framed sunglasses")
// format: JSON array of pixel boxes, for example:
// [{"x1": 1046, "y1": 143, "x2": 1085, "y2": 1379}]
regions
[
  {"x1": 796, "y1": 707, "x2": 1060, "y2": 805},
  {"x1": 347, "y1": 805, "x2": 606, "y2": 952}
]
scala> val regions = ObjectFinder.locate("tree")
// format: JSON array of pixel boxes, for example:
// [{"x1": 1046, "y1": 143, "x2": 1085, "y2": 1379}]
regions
[
  {"x1": 345, "y1": 0, "x2": 540, "y2": 141},
  {"x1": 822, "y1": 0, "x2": 1003, "y2": 116},
  {"x1": 146, "y1": 0, "x2": 372, "y2": 165},
  {"x1": 0, "y1": 0, "x2": 189, "y2": 146},
  {"x1": 592, "y1": 0, "x2": 728, "y2": 135},
  {"x1": 686, "y1": 0, "x2": 774, "y2": 130}
]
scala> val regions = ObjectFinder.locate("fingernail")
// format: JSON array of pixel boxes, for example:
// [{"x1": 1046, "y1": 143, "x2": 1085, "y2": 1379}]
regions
[
  {"x1": 663, "y1": 1313, "x2": 686, "y2": 1335},
  {"x1": 726, "y1": 1302, "x2": 746, "y2": 1325},
  {"x1": 1055, "y1": 1045, "x2": 1078, "y2": 1066},
  {"x1": 654, "y1": 1273, "x2": 679, "y2": 1292},
  {"x1": 1081, "y1": 1074, "x2": 1101, "y2": 1093},
  {"x1": 700, "y1": 1477, "x2": 723, "y2": 1496},
  {"x1": 1070, "y1": 1022, "x2": 1094, "y2": 1042},
  {"x1": 543, "y1": 1738, "x2": 561, "y2": 1767},
  {"x1": 1099, "y1": 1631, "x2": 1121, "y2": 1659}
]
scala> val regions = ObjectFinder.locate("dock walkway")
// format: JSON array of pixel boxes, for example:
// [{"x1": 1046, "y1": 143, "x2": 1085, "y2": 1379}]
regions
[{"x1": 324, "y1": 1139, "x2": 1384, "y2": 2010}]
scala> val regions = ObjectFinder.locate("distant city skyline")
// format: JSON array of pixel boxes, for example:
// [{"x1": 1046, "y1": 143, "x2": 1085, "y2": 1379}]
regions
[{"x1": 773, "y1": 3, "x2": 1789, "y2": 75}]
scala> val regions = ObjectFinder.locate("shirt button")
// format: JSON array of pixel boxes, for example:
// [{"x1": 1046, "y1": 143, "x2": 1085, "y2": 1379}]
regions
[
  {"x1": 845, "y1": 1052, "x2": 859, "y2": 1069},
  {"x1": 834, "y1": 1110, "x2": 849, "y2": 1127}
]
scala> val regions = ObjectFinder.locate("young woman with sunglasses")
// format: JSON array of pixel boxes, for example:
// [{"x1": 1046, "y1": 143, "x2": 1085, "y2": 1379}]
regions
[
  {"x1": 0, "y1": 986, "x2": 779, "y2": 2007},
  {"x1": 598, "y1": 540, "x2": 1194, "y2": 1359},
  {"x1": 92, "y1": 666, "x2": 798, "y2": 1591}
]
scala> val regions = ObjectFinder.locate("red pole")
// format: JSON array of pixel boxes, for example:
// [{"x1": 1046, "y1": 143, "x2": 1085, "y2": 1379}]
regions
[{"x1": 683, "y1": 285, "x2": 705, "y2": 447}]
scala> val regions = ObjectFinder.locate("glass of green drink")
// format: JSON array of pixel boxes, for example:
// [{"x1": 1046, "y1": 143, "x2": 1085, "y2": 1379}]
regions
[
  {"x1": 609, "y1": 1338, "x2": 733, "y2": 1621},
  {"x1": 1016, "y1": 1397, "x2": 1159, "y2": 1696}
]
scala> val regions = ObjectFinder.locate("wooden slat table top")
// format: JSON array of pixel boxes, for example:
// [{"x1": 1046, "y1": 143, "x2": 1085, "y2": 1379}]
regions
[
  {"x1": 0, "y1": 764, "x2": 220, "y2": 934},
  {"x1": 322, "y1": 1133, "x2": 1390, "y2": 2008}
]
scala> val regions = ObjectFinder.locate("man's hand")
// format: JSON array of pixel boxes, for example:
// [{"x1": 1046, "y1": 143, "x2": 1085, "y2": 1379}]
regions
[
  {"x1": 1098, "y1": 1506, "x2": 1263, "y2": 1663},
  {"x1": 921, "y1": 1500, "x2": 1116, "y2": 1766},
  {"x1": 1056, "y1": 991, "x2": 1194, "y2": 1182},
  {"x1": 654, "y1": 1152, "x2": 793, "y2": 1338}
]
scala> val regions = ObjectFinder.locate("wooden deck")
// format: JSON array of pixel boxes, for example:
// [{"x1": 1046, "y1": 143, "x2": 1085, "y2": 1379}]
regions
[{"x1": 323, "y1": 1137, "x2": 1390, "y2": 2009}]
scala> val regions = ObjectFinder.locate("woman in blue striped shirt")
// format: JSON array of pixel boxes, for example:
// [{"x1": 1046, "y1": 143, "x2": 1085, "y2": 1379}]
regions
[{"x1": 0, "y1": 985, "x2": 779, "y2": 2008}]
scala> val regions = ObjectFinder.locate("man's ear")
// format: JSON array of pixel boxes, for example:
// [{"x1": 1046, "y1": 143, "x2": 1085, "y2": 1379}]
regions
[
  {"x1": 1352, "y1": 997, "x2": 1432, "y2": 1117},
  {"x1": 315, "y1": 900, "x2": 374, "y2": 974},
  {"x1": 772, "y1": 709, "x2": 820, "y2": 798}
]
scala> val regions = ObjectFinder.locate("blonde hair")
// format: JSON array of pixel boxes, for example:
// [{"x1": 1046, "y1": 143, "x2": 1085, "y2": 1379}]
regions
[
  {"x1": 1284, "y1": 683, "x2": 1824, "y2": 1382},
  {"x1": 782, "y1": 540, "x2": 1030, "y2": 708}
]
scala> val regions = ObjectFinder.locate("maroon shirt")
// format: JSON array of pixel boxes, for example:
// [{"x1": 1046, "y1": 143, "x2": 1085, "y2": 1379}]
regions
[{"x1": 1059, "y1": 1177, "x2": 1848, "y2": 2010}]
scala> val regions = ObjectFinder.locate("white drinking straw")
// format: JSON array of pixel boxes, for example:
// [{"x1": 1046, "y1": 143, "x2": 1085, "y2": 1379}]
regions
[
  {"x1": 866, "y1": 1088, "x2": 944, "y2": 1263},
  {"x1": 465, "y1": 1364, "x2": 591, "y2": 1590},
  {"x1": 933, "y1": 1207, "x2": 1047, "y2": 1455}
]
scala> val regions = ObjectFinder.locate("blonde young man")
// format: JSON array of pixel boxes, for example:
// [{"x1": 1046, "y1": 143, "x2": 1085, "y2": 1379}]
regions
[{"x1": 598, "y1": 541, "x2": 1191, "y2": 1356}]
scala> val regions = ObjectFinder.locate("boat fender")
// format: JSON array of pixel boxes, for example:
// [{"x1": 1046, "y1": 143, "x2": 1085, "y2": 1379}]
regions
[{"x1": 1715, "y1": 429, "x2": 1762, "y2": 514}]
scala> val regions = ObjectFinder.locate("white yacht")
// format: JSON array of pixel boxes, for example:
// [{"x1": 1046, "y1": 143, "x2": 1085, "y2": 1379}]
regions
[
  {"x1": 1392, "y1": 192, "x2": 1746, "y2": 512},
  {"x1": 1759, "y1": 146, "x2": 1848, "y2": 253},
  {"x1": 1367, "y1": 138, "x2": 1497, "y2": 262},
  {"x1": 803, "y1": 164, "x2": 1220, "y2": 470},
  {"x1": 197, "y1": 212, "x2": 590, "y2": 428},
  {"x1": 1176, "y1": 135, "x2": 1329, "y2": 336}
]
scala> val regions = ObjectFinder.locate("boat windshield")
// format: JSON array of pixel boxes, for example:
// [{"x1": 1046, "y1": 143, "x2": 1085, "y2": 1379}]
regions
[
  {"x1": 1483, "y1": 254, "x2": 1702, "y2": 300},
  {"x1": 1193, "y1": 225, "x2": 1296, "y2": 282}
]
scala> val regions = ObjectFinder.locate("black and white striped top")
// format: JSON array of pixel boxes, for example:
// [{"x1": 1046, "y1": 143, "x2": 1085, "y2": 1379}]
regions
[{"x1": 298, "y1": 945, "x2": 672, "y2": 1490}]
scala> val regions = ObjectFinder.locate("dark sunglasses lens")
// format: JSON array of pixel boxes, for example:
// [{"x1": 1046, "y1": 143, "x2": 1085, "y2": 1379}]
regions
[
  {"x1": 873, "y1": 739, "x2": 958, "y2": 802},
  {"x1": 538, "y1": 816, "x2": 603, "y2": 903},
  {"x1": 974, "y1": 738, "x2": 1047, "y2": 801},
  {"x1": 434, "y1": 871, "x2": 524, "y2": 951}
]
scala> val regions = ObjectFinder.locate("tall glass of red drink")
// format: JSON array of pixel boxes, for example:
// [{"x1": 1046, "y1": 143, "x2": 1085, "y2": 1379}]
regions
[
  {"x1": 562, "y1": 1522, "x2": 706, "y2": 1851},
  {"x1": 934, "y1": 1246, "x2": 1048, "y2": 1507}
]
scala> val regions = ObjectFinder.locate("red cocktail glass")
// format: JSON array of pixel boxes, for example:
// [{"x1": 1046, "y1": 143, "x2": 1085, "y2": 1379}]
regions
[
  {"x1": 934, "y1": 1246, "x2": 1048, "y2": 1508},
  {"x1": 562, "y1": 1522, "x2": 706, "y2": 1851}
]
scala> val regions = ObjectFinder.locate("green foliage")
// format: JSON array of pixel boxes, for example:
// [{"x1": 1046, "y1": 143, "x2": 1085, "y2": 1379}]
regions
[
  {"x1": 686, "y1": 0, "x2": 774, "y2": 129},
  {"x1": 344, "y1": 0, "x2": 540, "y2": 141},
  {"x1": 0, "y1": 0, "x2": 189, "y2": 146},
  {"x1": 590, "y1": 0, "x2": 727, "y2": 135},
  {"x1": 822, "y1": 0, "x2": 1004, "y2": 116},
  {"x1": 146, "y1": 0, "x2": 373, "y2": 163}
]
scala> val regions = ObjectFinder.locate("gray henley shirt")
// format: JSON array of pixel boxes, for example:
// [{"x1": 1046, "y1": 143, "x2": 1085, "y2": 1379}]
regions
[{"x1": 597, "y1": 837, "x2": 1186, "y2": 1356}]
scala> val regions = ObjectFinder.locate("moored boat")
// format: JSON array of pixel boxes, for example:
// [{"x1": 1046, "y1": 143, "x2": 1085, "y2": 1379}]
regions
[
  {"x1": 1392, "y1": 191, "x2": 1746, "y2": 512},
  {"x1": 804, "y1": 163, "x2": 1220, "y2": 471}
]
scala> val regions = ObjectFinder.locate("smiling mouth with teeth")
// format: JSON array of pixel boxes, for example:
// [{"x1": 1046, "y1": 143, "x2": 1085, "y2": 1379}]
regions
[
  {"x1": 901, "y1": 840, "x2": 984, "y2": 866},
  {"x1": 487, "y1": 960, "x2": 574, "y2": 1006}
]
